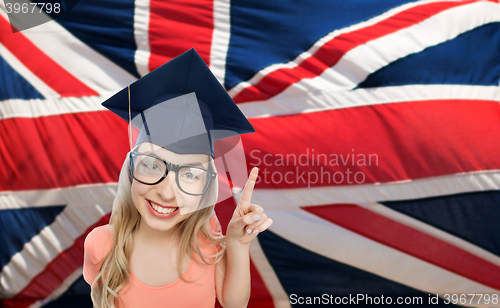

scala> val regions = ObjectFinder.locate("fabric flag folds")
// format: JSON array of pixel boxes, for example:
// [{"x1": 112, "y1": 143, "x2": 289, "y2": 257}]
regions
[{"x1": 1, "y1": 0, "x2": 499, "y2": 307}]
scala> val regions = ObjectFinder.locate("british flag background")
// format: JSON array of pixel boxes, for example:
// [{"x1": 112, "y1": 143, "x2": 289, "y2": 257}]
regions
[{"x1": 1, "y1": 0, "x2": 500, "y2": 307}]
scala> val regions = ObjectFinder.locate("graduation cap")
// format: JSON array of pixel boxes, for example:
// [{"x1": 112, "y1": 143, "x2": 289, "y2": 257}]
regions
[
  {"x1": 101, "y1": 48, "x2": 255, "y2": 158},
  {"x1": 101, "y1": 48, "x2": 255, "y2": 213}
]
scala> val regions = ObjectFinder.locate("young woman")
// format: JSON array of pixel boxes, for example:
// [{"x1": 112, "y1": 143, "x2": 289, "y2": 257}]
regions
[{"x1": 83, "y1": 49, "x2": 273, "y2": 307}]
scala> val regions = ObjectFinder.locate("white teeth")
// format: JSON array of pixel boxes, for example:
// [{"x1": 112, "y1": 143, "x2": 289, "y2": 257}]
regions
[
  {"x1": 149, "y1": 201, "x2": 177, "y2": 214},
  {"x1": 164, "y1": 207, "x2": 176, "y2": 214}
]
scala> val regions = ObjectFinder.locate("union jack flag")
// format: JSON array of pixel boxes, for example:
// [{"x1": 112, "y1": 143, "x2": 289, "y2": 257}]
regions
[{"x1": 1, "y1": 0, "x2": 500, "y2": 307}]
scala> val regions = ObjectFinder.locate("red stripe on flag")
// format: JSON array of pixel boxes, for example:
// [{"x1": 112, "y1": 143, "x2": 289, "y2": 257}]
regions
[
  {"x1": 0, "y1": 111, "x2": 130, "y2": 191},
  {"x1": 242, "y1": 99, "x2": 500, "y2": 188},
  {"x1": 1, "y1": 214, "x2": 111, "y2": 308},
  {"x1": 232, "y1": 0, "x2": 486, "y2": 103},
  {"x1": 304, "y1": 204, "x2": 500, "y2": 291},
  {"x1": 2, "y1": 100, "x2": 499, "y2": 192},
  {"x1": 0, "y1": 16, "x2": 99, "y2": 97},
  {"x1": 148, "y1": 0, "x2": 214, "y2": 71}
]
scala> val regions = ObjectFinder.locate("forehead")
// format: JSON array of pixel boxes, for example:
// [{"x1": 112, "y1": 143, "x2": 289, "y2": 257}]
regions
[{"x1": 136, "y1": 142, "x2": 210, "y2": 165}]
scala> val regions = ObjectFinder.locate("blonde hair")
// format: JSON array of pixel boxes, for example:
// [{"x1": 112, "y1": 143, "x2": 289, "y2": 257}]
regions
[{"x1": 90, "y1": 154, "x2": 225, "y2": 308}]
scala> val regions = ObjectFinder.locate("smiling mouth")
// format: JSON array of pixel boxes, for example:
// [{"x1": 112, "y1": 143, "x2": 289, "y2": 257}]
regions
[{"x1": 148, "y1": 200, "x2": 179, "y2": 214}]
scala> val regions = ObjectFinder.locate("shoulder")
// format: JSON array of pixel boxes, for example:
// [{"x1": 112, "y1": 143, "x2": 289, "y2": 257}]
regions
[{"x1": 84, "y1": 224, "x2": 114, "y2": 264}]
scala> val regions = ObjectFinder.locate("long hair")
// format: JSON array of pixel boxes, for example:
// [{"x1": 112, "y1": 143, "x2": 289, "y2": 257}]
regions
[{"x1": 90, "y1": 153, "x2": 225, "y2": 308}]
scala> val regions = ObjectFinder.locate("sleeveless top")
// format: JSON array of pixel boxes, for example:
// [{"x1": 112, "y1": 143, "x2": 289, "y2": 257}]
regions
[{"x1": 83, "y1": 217, "x2": 223, "y2": 308}]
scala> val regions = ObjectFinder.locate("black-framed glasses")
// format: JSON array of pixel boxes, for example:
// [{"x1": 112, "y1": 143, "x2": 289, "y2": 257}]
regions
[{"x1": 129, "y1": 151, "x2": 217, "y2": 196}]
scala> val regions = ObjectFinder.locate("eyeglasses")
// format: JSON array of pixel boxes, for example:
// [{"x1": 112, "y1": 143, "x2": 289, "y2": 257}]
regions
[{"x1": 129, "y1": 151, "x2": 217, "y2": 196}]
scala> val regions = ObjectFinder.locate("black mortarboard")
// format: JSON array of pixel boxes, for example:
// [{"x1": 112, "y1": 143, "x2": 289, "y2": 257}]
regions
[{"x1": 101, "y1": 48, "x2": 255, "y2": 157}]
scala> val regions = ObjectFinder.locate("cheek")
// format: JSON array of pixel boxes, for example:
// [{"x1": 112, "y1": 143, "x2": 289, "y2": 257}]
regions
[
  {"x1": 132, "y1": 180, "x2": 149, "y2": 195},
  {"x1": 178, "y1": 195, "x2": 203, "y2": 215},
  {"x1": 182, "y1": 195, "x2": 202, "y2": 207},
  {"x1": 131, "y1": 181, "x2": 150, "y2": 205}
]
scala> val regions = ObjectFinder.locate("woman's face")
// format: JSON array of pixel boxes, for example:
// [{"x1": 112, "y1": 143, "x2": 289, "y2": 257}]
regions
[{"x1": 130, "y1": 142, "x2": 212, "y2": 232}]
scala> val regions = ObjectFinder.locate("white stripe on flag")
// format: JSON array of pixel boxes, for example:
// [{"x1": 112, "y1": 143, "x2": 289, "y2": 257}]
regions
[
  {"x1": 1, "y1": 85, "x2": 496, "y2": 120},
  {"x1": 228, "y1": 1, "x2": 500, "y2": 97},
  {"x1": 0, "y1": 7, "x2": 136, "y2": 95},
  {"x1": 234, "y1": 170, "x2": 500, "y2": 298},
  {"x1": 307, "y1": 1, "x2": 500, "y2": 92},
  {"x1": 0, "y1": 183, "x2": 118, "y2": 209},
  {"x1": 238, "y1": 84, "x2": 499, "y2": 118},
  {"x1": 0, "y1": 184, "x2": 117, "y2": 296},
  {"x1": 226, "y1": 0, "x2": 457, "y2": 97},
  {"x1": 357, "y1": 202, "x2": 500, "y2": 269},
  {"x1": 133, "y1": 0, "x2": 151, "y2": 76},
  {"x1": 266, "y1": 209, "x2": 500, "y2": 300},
  {"x1": 238, "y1": 170, "x2": 500, "y2": 209},
  {"x1": 0, "y1": 43, "x2": 59, "y2": 99},
  {"x1": 0, "y1": 95, "x2": 112, "y2": 120},
  {"x1": 210, "y1": 0, "x2": 231, "y2": 85}
]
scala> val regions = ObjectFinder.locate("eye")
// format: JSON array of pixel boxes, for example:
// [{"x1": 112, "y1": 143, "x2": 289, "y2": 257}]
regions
[
  {"x1": 138, "y1": 161, "x2": 163, "y2": 173},
  {"x1": 179, "y1": 167, "x2": 205, "y2": 183},
  {"x1": 147, "y1": 163, "x2": 160, "y2": 170},
  {"x1": 182, "y1": 172, "x2": 198, "y2": 180}
]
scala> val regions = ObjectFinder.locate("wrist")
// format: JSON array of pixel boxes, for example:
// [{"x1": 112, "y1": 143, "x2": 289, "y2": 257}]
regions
[{"x1": 225, "y1": 236, "x2": 251, "y2": 250}]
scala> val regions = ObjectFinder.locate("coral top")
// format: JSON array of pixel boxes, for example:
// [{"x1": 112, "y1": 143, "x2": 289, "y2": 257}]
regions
[{"x1": 83, "y1": 220, "x2": 222, "y2": 308}]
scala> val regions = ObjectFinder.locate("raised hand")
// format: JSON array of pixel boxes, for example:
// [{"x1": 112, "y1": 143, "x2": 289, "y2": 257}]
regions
[{"x1": 226, "y1": 167, "x2": 273, "y2": 245}]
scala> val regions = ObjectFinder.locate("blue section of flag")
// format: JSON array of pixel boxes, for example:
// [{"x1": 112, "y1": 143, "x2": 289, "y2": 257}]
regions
[
  {"x1": 358, "y1": 23, "x2": 500, "y2": 88},
  {"x1": 41, "y1": 276, "x2": 92, "y2": 308},
  {"x1": 258, "y1": 230, "x2": 457, "y2": 306},
  {"x1": 381, "y1": 190, "x2": 500, "y2": 257},
  {"x1": 225, "y1": 0, "x2": 411, "y2": 90},
  {"x1": 0, "y1": 206, "x2": 65, "y2": 270},
  {"x1": 0, "y1": 56, "x2": 44, "y2": 101},
  {"x1": 54, "y1": 0, "x2": 140, "y2": 78}
]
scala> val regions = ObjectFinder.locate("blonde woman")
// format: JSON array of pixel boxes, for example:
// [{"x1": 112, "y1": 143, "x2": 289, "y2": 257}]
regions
[{"x1": 83, "y1": 49, "x2": 272, "y2": 307}]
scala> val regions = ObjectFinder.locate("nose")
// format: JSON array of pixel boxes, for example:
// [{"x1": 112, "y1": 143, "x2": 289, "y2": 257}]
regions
[{"x1": 156, "y1": 172, "x2": 177, "y2": 202}]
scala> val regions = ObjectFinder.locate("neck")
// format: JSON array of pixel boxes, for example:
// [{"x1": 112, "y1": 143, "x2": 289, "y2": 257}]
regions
[{"x1": 134, "y1": 220, "x2": 182, "y2": 247}]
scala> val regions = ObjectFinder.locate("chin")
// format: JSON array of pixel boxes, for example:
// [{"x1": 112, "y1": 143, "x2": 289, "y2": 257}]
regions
[{"x1": 143, "y1": 218, "x2": 178, "y2": 232}]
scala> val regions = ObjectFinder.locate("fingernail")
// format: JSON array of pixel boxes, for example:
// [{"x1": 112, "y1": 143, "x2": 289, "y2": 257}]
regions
[
  {"x1": 253, "y1": 229, "x2": 259, "y2": 234},
  {"x1": 252, "y1": 214, "x2": 261, "y2": 222},
  {"x1": 246, "y1": 228, "x2": 252, "y2": 234}
]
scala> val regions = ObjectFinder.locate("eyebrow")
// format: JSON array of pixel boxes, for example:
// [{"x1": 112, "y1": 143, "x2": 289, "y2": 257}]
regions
[
  {"x1": 183, "y1": 162, "x2": 204, "y2": 167},
  {"x1": 140, "y1": 151, "x2": 205, "y2": 167}
]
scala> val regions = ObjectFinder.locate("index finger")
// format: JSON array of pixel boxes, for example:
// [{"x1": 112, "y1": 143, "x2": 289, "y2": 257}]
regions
[{"x1": 239, "y1": 167, "x2": 259, "y2": 208}]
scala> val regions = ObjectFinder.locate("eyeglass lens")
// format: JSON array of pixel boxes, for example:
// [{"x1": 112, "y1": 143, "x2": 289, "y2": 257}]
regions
[{"x1": 132, "y1": 154, "x2": 210, "y2": 195}]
